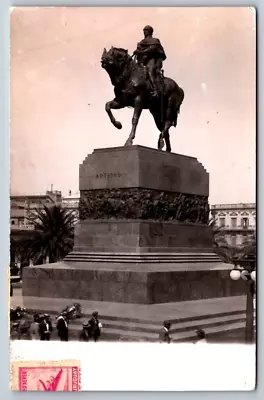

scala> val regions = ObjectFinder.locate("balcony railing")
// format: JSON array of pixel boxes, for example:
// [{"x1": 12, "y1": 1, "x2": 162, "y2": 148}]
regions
[
  {"x1": 11, "y1": 224, "x2": 35, "y2": 231},
  {"x1": 214, "y1": 225, "x2": 255, "y2": 232}
]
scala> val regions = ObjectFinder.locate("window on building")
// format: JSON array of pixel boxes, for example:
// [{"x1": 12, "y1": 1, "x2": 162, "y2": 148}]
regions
[
  {"x1": 219, "y1": 217, "x2": 225, "y2": 227},
  {"x1": 231, "y1": 218, "x2": 237, "y2": 228},
  {"x1": 242, "y1": 217, "x2": 249, "y2": 229}
]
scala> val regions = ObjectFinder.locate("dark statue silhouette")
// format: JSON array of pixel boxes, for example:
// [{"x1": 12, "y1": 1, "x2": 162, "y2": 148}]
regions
[{"x1": 101, "y1": 26, "x2": 184, "y2": 152}]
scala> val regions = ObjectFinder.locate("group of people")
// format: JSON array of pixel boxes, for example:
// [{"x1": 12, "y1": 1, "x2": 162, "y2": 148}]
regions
[
  {"x1": 159, "y1": 321, "x2": 207, "y2": 344},
  {"x1": 19, "y1": 309, "x2": 207, "y2": 343},
  {"x1": 30, "y1": 314, "x2": 53, "y2": 341},
  {"x1": 28, "y1": 310, "x2": 102, "y2": 342}
]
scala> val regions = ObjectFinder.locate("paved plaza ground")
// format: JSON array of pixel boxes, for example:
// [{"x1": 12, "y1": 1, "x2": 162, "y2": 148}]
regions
[
  {"x1": 11, "y1": 288, "x2": 248, "y2": 320},
  {"x1": 10, "y1": 287, "x2": 256, "y2": 343}
]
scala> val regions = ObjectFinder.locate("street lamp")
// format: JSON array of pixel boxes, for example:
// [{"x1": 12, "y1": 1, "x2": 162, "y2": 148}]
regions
[{"x1": 230, "y1": 259, "x2": 256, "y2": 344}]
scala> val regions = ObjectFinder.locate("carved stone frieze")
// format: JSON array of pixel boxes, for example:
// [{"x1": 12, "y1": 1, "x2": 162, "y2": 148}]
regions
[{"x1": 79, "y1": 188, "x2": 209, "y2": 224}]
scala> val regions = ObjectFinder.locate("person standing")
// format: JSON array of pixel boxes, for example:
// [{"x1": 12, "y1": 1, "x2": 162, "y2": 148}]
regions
[
  {"x1": 56, "y1": 312, "x2": 69, "y2": 341},
  {"x1": 87, "y1": 311, "x2": 102, "y2": 342},
  {"x1": 159, "y1": 321, "x2": 172, "y2": 343},
  {"x1": 195, "y1": 329, "x2": 208, "y2": 344},
  {"x1": 29, "y1": 314, "x2": 41, "y2": 340},
  {"x1": 39, "y1": 314, "x2": 53, "y2": 341}
]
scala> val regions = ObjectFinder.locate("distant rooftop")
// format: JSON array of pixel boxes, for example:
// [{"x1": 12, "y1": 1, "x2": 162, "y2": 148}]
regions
[
  {"x1": 11, "y1": 190, "x2": 62, "y2": 197},
  {"x1": 211, "y1": 203, "x2": 256, "y2": 210}
]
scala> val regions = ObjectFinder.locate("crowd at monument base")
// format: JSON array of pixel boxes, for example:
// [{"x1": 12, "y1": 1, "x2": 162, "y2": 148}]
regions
[{"x1": 22, "y1": 145, "x2": 247, "y2": 305}]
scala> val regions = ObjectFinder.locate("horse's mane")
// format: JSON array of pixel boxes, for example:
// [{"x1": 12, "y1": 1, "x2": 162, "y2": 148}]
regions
[
  {"x1": 111, "y1": 47, "x2": 138, "y2": 71},
  {"x1": 112, "y1": 47, "x2": 129, "y2": 54}
]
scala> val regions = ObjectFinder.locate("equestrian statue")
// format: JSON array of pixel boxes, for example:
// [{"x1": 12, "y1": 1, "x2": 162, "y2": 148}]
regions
[{"x1": 101, "y1": 25, "x2": 184, "y2": 152}]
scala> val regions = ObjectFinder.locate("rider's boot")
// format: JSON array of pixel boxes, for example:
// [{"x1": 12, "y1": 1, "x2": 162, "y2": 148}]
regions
[
  {"x1": 150, "y1": 81, "x2": 159, "y2": 97},
  {"x1": 149, "y1": 77, "x2": 159, "y2": 97}
]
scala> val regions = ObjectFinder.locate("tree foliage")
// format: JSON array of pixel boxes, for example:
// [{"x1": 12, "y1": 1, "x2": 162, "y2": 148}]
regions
[
  {"x1": 22, "y1": 204, "x2": 76, "y2": 264},
  {"x1": 212, "y1": 227, "x2": 256, "y2": 267}
]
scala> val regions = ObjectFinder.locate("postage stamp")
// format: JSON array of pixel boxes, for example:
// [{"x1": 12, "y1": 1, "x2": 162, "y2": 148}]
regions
[{"x1": 10, "y1": 360, "x2": 81, "y2": 391}]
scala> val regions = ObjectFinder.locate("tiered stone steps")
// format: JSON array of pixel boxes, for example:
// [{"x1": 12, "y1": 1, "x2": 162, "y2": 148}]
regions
[
  {"x1": 19, "y1": 307, "x2": 256, "y2": 343},
  {"x1": 64, "y1": 252, "x2": 221, "y2": 264}
]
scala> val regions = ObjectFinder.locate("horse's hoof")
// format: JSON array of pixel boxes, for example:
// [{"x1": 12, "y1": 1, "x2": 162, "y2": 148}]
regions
[
  {"x1": 114, "y1": 121, "x2": 122, "y2": 130},
  {"x1": 124, "y1": 139, "x2": 133, "y2": 146}
]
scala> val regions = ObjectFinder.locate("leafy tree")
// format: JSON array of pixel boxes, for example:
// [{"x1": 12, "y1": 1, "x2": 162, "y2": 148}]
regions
[
  {"x1": 212, "y1": 228, "x2": 256, "y2": 266},
  {"x1": 10, "y1": 234, "x2": 31, "y2": 275}
]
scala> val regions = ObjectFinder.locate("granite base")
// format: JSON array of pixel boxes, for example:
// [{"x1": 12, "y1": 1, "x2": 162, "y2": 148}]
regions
[{"x1": 22, "y1": 261, "x2": 247, "y2": 304}]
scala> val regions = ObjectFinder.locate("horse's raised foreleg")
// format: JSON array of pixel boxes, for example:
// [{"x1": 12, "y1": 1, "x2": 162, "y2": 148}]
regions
[
  {"x1": 105, "y1": 99, "x2": 123, "y2": 129},
  {"x1": 124, "y1": 97, "x2": 143, "y2": 146}
]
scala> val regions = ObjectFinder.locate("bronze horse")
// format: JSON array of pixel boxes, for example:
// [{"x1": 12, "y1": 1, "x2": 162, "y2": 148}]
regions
[{"x1": 101, "y1": 47, "x2": 184, "y2": 152}]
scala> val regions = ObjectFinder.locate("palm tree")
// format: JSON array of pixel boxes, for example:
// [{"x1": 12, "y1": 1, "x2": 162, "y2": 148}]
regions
[{"x1": 24, "y1": 204, "x2": 76, "y2": 265}]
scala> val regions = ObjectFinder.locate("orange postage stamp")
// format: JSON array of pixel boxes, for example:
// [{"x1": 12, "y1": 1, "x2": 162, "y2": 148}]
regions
[{"x1": 10, "y1": 360, "x2": 81, "y2": 391}]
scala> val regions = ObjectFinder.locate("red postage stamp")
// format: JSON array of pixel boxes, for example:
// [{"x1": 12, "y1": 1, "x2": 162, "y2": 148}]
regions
[{"x1": 11, "y1": 360, "x2": 81, "y2": 391}]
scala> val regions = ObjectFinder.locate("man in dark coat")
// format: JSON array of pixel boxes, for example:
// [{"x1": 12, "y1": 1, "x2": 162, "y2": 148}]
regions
[
  {"x1": 39, "y1": 314, "x2": 53, "y2": 341},
  {"x1": 87, "y1": 311, "x2": 102, "y2": 342},
  {"x1": 56, "y1": 312, "x2": 69, "y2": 341},
  {"x1": 159, "y1": 320, "x2": 172, "y2": 343},
  {"x1": 195, "y1": 329, "x2": 208, "y2": 344}
]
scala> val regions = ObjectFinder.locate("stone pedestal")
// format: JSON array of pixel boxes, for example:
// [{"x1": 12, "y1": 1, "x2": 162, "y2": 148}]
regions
[{"x1": 23, "y1": 146, "x2": 241, "y2": 304}]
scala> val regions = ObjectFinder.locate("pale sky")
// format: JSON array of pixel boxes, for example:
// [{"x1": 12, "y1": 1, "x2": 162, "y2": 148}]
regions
[{"x1": 10, "y1": 7, "x2": 256, "y2": 204}]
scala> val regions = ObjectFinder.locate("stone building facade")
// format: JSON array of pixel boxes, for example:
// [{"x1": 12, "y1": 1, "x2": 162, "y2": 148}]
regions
[
  {"x1": 10, "y1": 190, "x2": 62, "y2": 231},
  {"x1": 210, "y1": 203, "x2": 256, "y2": 246}
]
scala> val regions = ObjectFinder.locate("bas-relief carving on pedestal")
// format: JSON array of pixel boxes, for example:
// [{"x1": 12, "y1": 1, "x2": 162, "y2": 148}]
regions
[{"x1": 79, "y1": 188, "x2": 209, "y2": 224}]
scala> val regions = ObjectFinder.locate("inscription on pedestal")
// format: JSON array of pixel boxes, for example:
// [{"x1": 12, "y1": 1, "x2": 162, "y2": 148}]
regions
[{"x1": 95, "y1": 172, "x2": 125, "y2": 179}]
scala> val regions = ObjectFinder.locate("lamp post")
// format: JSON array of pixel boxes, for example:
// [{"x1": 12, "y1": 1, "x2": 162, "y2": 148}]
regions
[{"x1": 230, "y1": 258, "x2": 256, "y2": 344}]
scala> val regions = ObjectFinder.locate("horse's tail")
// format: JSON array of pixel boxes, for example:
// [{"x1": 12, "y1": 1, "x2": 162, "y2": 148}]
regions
[{"x1": 173, "y1": 88, "x2": 184, "y2": 127}]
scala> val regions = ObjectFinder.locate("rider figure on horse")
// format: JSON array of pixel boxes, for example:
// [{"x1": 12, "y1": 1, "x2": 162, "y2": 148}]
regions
[{"x1": 133, "y1": 25, "x2": 166, "y2": 97}]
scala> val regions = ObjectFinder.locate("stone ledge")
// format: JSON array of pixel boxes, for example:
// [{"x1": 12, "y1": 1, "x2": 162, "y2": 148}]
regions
[
  {"x1": 93, "y1": 145, "x2": 197, "y2": 159},
  {"x1": 64, "y1": 252, "x2": 221, "y2": 263}
]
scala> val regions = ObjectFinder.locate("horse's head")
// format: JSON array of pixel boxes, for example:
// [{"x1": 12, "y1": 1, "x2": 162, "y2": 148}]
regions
[{"x1": 101, "y1": 47, "x2": 131, "y2": 74}]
